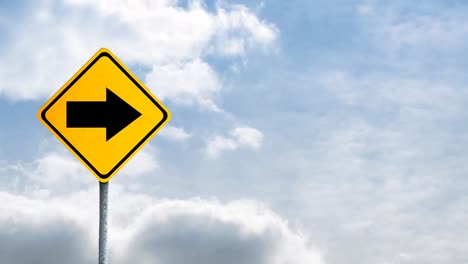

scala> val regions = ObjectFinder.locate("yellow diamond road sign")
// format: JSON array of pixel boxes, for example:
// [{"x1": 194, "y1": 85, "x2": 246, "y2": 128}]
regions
[{"x1": 38, "y1": 48, "x2": 171, "y2": 183}]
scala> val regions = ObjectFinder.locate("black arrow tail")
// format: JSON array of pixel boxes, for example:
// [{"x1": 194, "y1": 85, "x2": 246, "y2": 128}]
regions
[
  {"x1": 66, "y1": 89, "x2": 141, "y2": 141},
  {"x1": 67, "y1": 101, "x2": 108, "y2": 128}
]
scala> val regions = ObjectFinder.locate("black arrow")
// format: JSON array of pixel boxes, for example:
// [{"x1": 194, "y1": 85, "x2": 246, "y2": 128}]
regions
[{"x1": 66, "y1": 88, "x2": 142, "y2": 141}]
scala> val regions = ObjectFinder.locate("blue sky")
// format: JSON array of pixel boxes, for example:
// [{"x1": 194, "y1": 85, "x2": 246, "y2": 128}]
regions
[{"x1": 1, "y1": 0, "x2": 468, "y2": 263}]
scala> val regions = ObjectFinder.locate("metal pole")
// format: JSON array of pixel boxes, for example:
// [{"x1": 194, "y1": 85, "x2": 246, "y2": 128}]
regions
[{"x1": 99, "y1": 182, "x2": 109, "y2": 264}]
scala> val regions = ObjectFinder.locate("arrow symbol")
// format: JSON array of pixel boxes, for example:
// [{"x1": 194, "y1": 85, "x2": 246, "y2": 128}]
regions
[{"x1": 67, "y1": 89, "x2": 142, "y2": 141}]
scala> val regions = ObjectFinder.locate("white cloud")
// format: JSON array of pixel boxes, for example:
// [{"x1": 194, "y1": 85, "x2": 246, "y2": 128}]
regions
[
  {"x1": 158, "y1": 125, "x2": 192, "y2": 142},
  {"x1": 231, "y1": 127, "x2": 264, "y2": 149},
  {"x1": 0, "y1": 185, "x2": 324, "y2": 264},
  {"x1": 0, "y1": 145, "x2": 160, "y2": 194},
  {"x1": 32, "y1": 152, "x2": 90, "y2": 183},
  {"x1": 146, "y1": 59, "x2": 222, "y2": 111},
  {"x1": 206, "y1": 126, "x2": 263, "y2": 158},
  {"x1": 270, "y1": 62, "x2": 468, "y2": 262},
  {"x1": 22, "y1": 152, "x2": 93, "y2": 196},
  {"x1": 119, "y1": 144, "x2": 159, "y2": 178},
  {"x1": 317, "y1": 70, "x2": 463, "y2": 118},
  {"x1": 356, "y1": 2, "x2": 468, "y2": 52},
  {"x1": 0, "y1": 152, "x2": 325, "y2": 263},
  {"x1": 0, "y1": 0, "x2": 277, "y2": 112},
  {"x1": 116, "y1": 198, "x2": 324, "y2": 264},
  {"x1": 213, "y1": 3, "x2": 278, "y2": 56},
  {"x1": 206, "y1": 135, "x2": 239, "y2": 158}
]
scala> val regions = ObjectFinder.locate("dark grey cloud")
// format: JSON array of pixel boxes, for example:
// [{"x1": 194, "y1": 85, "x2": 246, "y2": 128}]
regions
[
  {"x1": 0, "y1": 191, "x2": 323, "y2": 264},
  {"x1": 124, "y1": 214, "x2": 272, "y2": 264},
  {"x1": 114, "y1": 199, "x2": 324, "y2": 264},
  {"x1": 0, "y1": 220, "x2": 93, "y2": 264}
]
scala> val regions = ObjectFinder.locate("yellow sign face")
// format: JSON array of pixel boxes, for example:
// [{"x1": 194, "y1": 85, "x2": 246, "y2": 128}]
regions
[{"x1": 38, "y1": 48, "x2": 171, "y2": 183}]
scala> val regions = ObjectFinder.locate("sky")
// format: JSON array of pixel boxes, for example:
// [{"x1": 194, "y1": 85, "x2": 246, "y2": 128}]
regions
[{"x1": 1, "y1": 0, "x2": 468, "y2": 263}]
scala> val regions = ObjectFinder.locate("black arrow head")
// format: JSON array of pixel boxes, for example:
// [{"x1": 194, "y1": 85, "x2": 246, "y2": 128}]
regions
[{"x1": 106, "y1": 88, "x2": 142, "y2": 141}]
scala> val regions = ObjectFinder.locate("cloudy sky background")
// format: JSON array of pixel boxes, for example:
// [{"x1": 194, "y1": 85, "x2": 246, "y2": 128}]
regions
[{"x1": 1, "y1": 0, "x2": 468, "y2": 263}]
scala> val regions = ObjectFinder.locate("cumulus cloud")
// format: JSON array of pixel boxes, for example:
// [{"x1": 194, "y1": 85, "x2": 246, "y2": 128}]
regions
[
  {"x1": 206, "y1": 126, "x2": 264, "y2": 158},
  {"x1": 0, "y1": 144, "x2": 160, "y2": 195},
  {"x1": 231, "y1": 127, "x2": 264, "y2": 149},
  {"x1": 0, "y1": 192, "x2": 95, "y2": 264},
  {"x1": 29, "y1": 152, "x2": 92, "y2": 188},
  {"x1": 158, "y1": 125, "x2": 192, "y2": 142},
  {"x1": 119, "y1": 144, "x2": 159, "y2": 178},
  {"x1": 0, "y1": 219, "x2": 93, "y2": 264},
  {"x1": 116, "y1": 198, "x2": 324, "y2": 264},
  {"x1": 146, "y1": 59, "x2": 222, "y2": 111},
  {"x1": 0, "y1": 149, "x2": 324, "y2": 264},
  {"x1": 0, "y1": 0, "x2": 277, "y2": 112},
  {"x1": 206, "y1": 135, "x2": 238, "y2": 158},
  {"x1": 0, "y1": 187, "x2": 324, "y2": 264}
]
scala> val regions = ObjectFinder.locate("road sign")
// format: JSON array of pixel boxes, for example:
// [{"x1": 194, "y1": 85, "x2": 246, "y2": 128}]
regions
[{"x1": 38, "y1": 48, "x2": 171, "y2": 182}]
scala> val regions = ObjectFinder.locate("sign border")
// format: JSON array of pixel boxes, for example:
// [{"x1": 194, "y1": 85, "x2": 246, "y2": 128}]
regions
[{"x1": 38, "y1": 48, "x2": 170, "y2": 183}]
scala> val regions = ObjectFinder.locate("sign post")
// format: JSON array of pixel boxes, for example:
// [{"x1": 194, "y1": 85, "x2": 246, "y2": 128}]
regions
[
  {"x1": 99, "y1": 182, "x2": 109, "y2": 264},
  {"x1": 38, "y1": 48, "x2": 171, "y2": 263}
]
